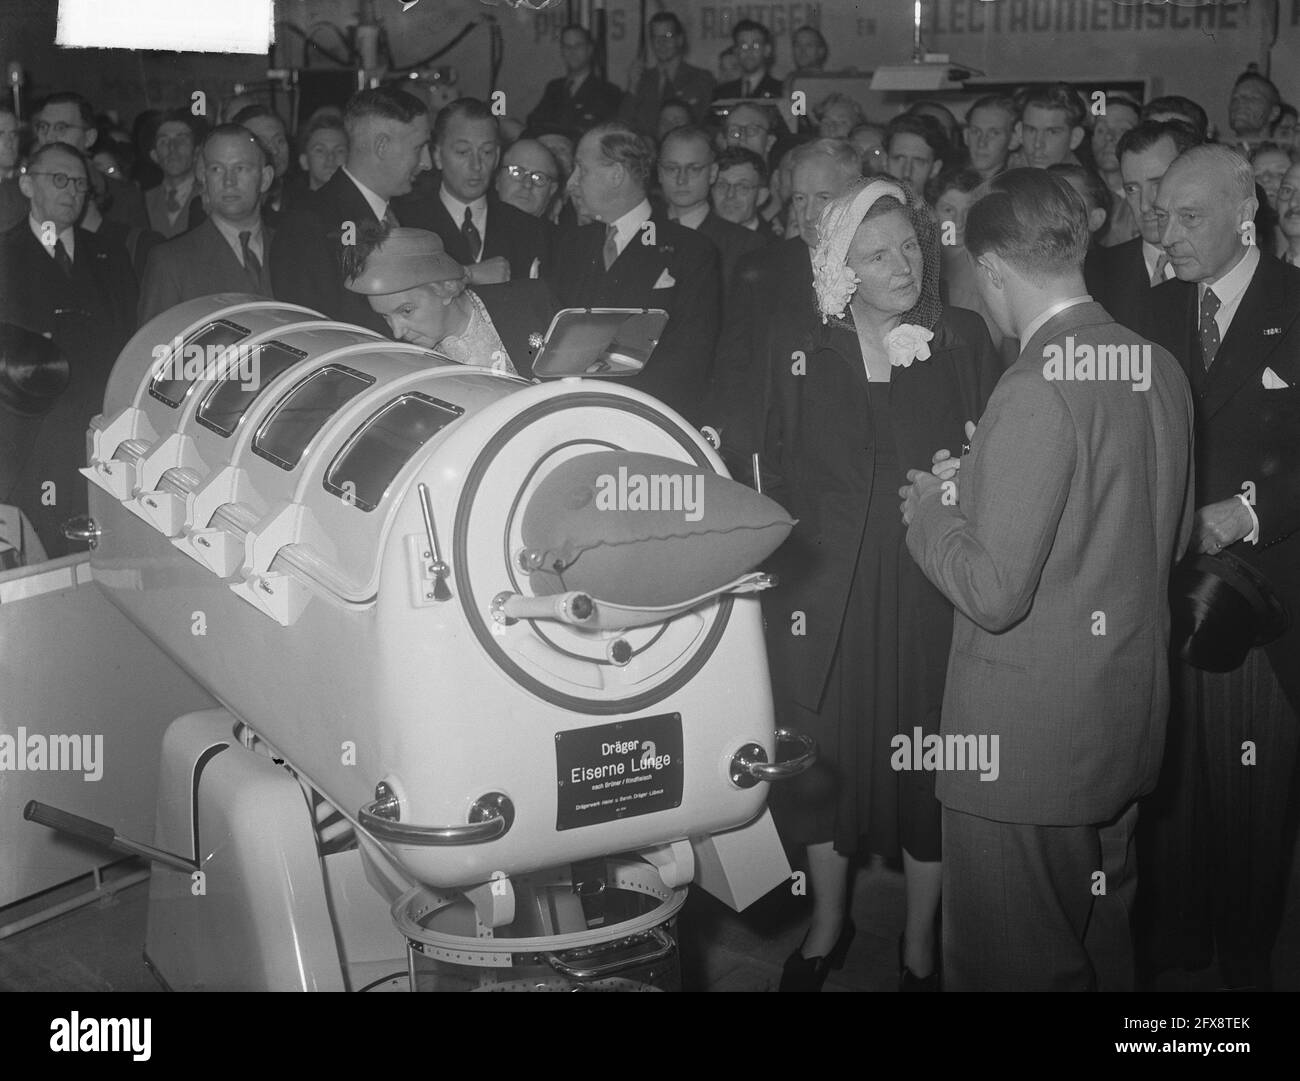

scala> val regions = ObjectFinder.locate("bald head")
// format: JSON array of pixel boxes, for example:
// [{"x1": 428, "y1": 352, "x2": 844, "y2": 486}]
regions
[{"x1": 1154, "y1": 145, "x2": 1258, "y2": 284}]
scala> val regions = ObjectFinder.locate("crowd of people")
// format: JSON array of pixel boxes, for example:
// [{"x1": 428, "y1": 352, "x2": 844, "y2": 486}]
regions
[{"x1": 0, "y1": 13, "x2": 1297, "y2": 994}]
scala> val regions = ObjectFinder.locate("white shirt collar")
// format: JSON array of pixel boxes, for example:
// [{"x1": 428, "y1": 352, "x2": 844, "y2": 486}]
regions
[
  {"x1": 440, "y1": 186, "x2": 487, "y2": 232},
  {"x1": 341, "y1": 166, "x2": 389, "y2": 223},
  {"x1": 29, "y1": 214, "x2": 74, "y2": 260},
  {"x1": 606, "y1": 198, "x2": 653, "y2": 257},
  {"x1": 1019, "y1": 294, "x2": 1092, "y2": 350},
  {"x1": 209, "y1": 214, "x2": 264, "y2": 266},
  {"x1": 1200, "y1": 244, "x2": 1259, "y2": 338},
  {"x1": 670, "y1": 202, "x2": 709, "y2": 230}
]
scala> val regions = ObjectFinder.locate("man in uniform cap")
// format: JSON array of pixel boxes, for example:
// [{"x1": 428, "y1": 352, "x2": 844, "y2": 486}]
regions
[{"x1": 345, "y1": 226, "x2": 554, "y2": 378}]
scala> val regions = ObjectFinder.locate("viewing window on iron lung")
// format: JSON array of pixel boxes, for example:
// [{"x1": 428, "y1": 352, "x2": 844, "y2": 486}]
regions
[
  {"x1": 197, "y1": 341, "x2": 308, "y2": 438},
  {"x1": 324, "y1": 393, "x2": 465, "y2": 512},
  {"x1": 253, "y1": 364, "x2": 374, "y2": 471},
  {"x1": 147, "y1": 320, "x2": 250, "y2": 408}
]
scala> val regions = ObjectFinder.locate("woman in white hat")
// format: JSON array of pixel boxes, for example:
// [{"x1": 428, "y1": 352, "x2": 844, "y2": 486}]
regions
[{"x1": 762, "y1": 177, "x2": 1003, "y2": 991}]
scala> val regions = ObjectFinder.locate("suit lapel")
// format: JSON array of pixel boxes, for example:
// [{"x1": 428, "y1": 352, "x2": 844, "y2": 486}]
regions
[{"x1": 1200, "y1": 257, "x2": 1298, "y2": 418}]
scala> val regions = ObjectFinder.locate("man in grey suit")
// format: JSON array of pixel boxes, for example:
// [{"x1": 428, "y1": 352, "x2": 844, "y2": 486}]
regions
[
  {"x1": 138, "y1": 125, "x2": 274, "y2": 326},
  {"x1": 900, "y1": 169, "x2": 1195, "y2": 991}
]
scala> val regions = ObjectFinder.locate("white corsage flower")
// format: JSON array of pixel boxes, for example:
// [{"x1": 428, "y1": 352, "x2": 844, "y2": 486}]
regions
[{"x1": 885, "y1": 323, "x2": 934, "y2": 368}]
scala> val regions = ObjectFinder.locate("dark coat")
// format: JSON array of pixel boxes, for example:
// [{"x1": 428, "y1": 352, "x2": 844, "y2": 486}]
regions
[
  {"x1": 712, "y1": 73, "x2": 784, "y2": 101},
  {"x1": 0, "y1": 221, "x2": 136, "y2": 556},
  {"x1": 1140, "y1": 254, "x2": 1300, "y2": 714},
  {"x1": 474, "y1": 280, "x2": 557, "y2": 379},
  {"x1": 1086, "y1": 235, "x2": 1155, "y2": 333},
  {"x1": 545, "y1": 204, "x2": 720, "y2": 423},
  {"x1": 705, "y1": 236, "x2": 814, "y2": 479},
  {"x1": 393, "y1": 185, "x2": 552, "y2": 281},
  {"x1": 138, "y1": 216, "x2": 274, "y2": 326},
  {"x1": 697, "y1": 209, "x2": 769, "y2": 296},
  {"x1": 269, "y1": 168, "x2": 389, "y2": 336},
  {"x1": 762, "y1": 306, "x2": 1003, "y2": 713},
  {"x1": 621, "y1": 62, "x2": 715, "y2": 134},
  {"x1": 527, "y1": 73, "x2": 623, "y2": 137}
]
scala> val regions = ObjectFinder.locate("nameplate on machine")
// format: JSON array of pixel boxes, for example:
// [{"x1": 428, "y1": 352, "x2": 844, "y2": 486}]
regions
[{"x1": 555, "y1": 714, "x2": 683, "y2": 831}]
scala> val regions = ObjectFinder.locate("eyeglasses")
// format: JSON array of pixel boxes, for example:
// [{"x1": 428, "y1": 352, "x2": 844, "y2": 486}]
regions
[
  {"x1": 714, "y1": 179, "x2": 757, "y2": 197},
  {"x1": 26, "y1": 171, "x2": 89, "y2": 191},
  {"x1": 33, "y1": 120, "x2": 86, "y2": 139},
  {"x1": 659, "y1": 162, "x2": 710, "y2": 181},
  {"x1": 502, "y1": 163, "x2": 556, "y2": 189},
  {"x1": 737, "y1": 43, "x2": 766, "y2": 52},
  {"x1": 726, "y1": 124, "x2": 769, "y2": 141},
  {"x1": 651, "y1": 31, "x2": 680, "y2": 41}
]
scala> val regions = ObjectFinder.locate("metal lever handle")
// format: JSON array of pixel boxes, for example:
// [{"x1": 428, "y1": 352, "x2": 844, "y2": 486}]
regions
[
  {"x1": 358, "y1": 786, "x2": 514, "y2": 846},
  {"x1": 416, "y1": 482, "x2": 451, "y2": 601},
  {"x1": 24, "y1": 799, "x2": 196, "y2": 872},
  {"x1": 546, "y1": 926, "x2": 675, "y2": 981},
  {"x1": 728, "y1": 728, "x2": 817, "y2": 789},
  {"x1": 61, "y1": 515, "x2": 100, "y2": 548}
]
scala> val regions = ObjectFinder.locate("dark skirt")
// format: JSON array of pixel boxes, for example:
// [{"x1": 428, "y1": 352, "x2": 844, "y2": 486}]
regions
[{"x1": 768, "y1": 380, "x2": 952, "y2": 861}]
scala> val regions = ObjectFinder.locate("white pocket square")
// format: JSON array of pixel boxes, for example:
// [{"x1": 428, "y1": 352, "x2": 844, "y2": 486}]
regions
[
  {"x1": 528, "y1": 257, "x2": 540, "y2": 279},
  {"x1": 653, "y1": 269, "x2": 676, "y2": 289},
  {"x1": 1262, "y1": 366, "x2": 1290, "y2": 389}
]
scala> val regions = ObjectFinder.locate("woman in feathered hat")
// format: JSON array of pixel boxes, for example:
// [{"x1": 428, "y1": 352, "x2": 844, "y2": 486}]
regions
[{"x1": 761, "y1": 176, "x2": 1003, "y2": 991}]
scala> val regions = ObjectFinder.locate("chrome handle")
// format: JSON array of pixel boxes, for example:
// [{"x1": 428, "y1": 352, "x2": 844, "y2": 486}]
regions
[
  {"x1": 729, "y1": 728, "x2": 817, "y2": 789},
  {"x1": 62, "y1": 515, "x2": 100, "y2": 548},
  {"x1": 358, "y1": 784, "x2": 513, "y2": 846},
  {"x1": 416, "y1": 482, "x2": 451, "y2": 601},
  {"x1": 545, "y1": 926, "x2": 674, "y2": 981}
]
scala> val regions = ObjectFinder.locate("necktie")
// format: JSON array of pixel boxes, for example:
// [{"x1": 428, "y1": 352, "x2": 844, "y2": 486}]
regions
[
  {"x1": 1199, "y1": 287, "x2": 1221, "y2": 370},
  {"x1": 602, "y1": 223, "x2": 619, "y2": 271},
  {"x1": 461, "y1": 206, "x2": 482, "y2": 262},
  {"x1": 382, "y1": 204, "x2": 399, "y2": 229},
  {"x1": 1151, "y1": 253, "x2": 1170, "y2": 287},
  {"x1": 165, "y1": 185, "x2": 181, "y2": 214},
  {"x1": 53, "y1": 237, "x2": 73, "y2": 278},
  {"x1": 239, "y1": 230, "x2": 262, "y2": 288}
]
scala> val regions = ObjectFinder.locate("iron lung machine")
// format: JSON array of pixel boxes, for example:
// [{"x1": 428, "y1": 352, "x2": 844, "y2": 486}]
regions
[{"x1": 57, "y1": 295, "x2": 808, "y2": 990}]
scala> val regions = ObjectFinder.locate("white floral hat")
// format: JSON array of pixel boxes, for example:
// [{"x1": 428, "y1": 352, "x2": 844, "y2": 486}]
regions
[{"x1": 811, "y1": 178, "x2": 909, "y2": 323}]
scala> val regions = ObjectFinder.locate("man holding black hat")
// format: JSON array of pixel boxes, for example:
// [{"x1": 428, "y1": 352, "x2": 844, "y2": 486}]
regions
[
  {"x1": 1137, "y1": 143, "x2": 1300, "y2": 990},
  {"x1": 345, "y1": 225, "x2": 553, "y2": 378}
]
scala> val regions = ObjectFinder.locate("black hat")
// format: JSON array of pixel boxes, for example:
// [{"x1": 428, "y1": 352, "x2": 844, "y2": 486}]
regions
[
  {"x1": 0, "y1": 322, "x2": 69, "y2": 417},
  {"x1": 1169, "y1": 547, "x2": 1290, "y2": 672}
]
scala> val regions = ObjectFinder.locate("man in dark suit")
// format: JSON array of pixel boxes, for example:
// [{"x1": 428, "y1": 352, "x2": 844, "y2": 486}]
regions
[
  {"x1": 712, "y1": 19, "x2": 783, "y2": 101},
  {"x1": 527, "y1": 24, "x2": 622, "y2": 139},
  {"x1": 706, "y1": 138, "x2": 860, "y2": 479},
  {"x1": 32, "y1": 92, "x2": 147, "y2": 230},
  {"x1": 547, "y1": 122, "x2": 719, "y2": 421},
  {"x1": 1137, "y1": 144, "x2": 1300, "y2": 990},
  {"x1": 656, "y1": 127, "x2": 766, "y2": 294},
  {"x1": 344, "y1": 226, "x2": 554, "y2": 378},
  {"x1": 0, "y1": 106, "x2": 24, "y2": 232},
  {"x1": 144, "y1": 109, "x2": 206, "y2": 239},
  {"x1": 620, "y1": 12, "x2": 715, "y2": 135},
  {"x1": 0, "y1": 143, "x2": 136, "y2": 558},
  {"x1": 393, "y1": 99, "x2": 551, "y2": 285},
  {"x1": 271, "y1": 88, "x2": 432, "y2": 336},
  {"x1": 138, "y1": 125, "x2": 275, "y2": 325},
  {"x1": 1086, "y1": 120, "x2": 1200, "y2": 330},
  {"x1": 902, "y1": 169, "x2": 1195, "y2": 991}
]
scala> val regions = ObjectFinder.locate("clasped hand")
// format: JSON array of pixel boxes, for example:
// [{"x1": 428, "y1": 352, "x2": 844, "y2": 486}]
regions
[{"x1": 899, "y1": 421, "x2": 976, "y2": 526}]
